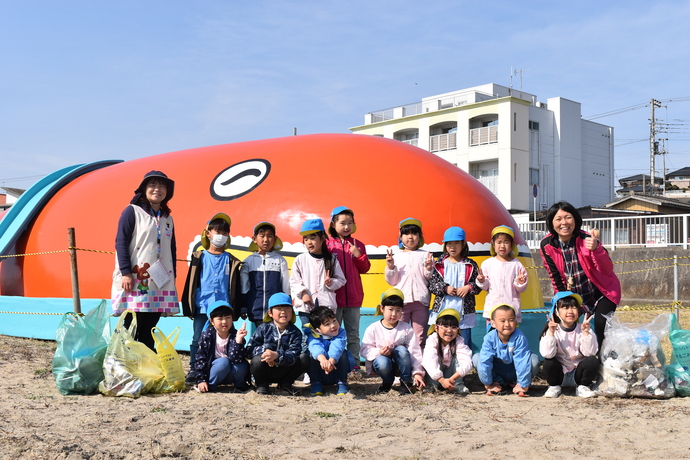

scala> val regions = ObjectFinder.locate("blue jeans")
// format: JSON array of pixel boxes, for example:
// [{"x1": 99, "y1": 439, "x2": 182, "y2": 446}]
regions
[
  {"x1": 208, "y1": 358, "x2": 250, "y2": 391},
  {"x1": 308, "y1": 351, "x2": 354, "y2": 385},
  {"x1": 189, "y1": 314, "x2": 209, "y2": 368},
  {"x1": 460, "y1": 328, "x2": 472, "y2": 353},
  {"x1": 373, "y1": 346, "x2": 412, "y2": 386}
]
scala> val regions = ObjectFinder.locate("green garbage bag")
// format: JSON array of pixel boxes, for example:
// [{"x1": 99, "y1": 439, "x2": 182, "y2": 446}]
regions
[
  {"x1": 668, "y1": 319, "x2": 690, "y2": 397},
  {"x1": 52, "y1": 300, "x2": 111, "y2": 395}
]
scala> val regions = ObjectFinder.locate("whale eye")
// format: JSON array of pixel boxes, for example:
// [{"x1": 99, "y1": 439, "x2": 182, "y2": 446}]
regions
[{"x1": 210, "y1": 159, "x2": 271, "y2": 201}]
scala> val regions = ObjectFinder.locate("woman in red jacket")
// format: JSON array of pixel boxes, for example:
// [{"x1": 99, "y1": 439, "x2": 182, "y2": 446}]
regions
[{"x1": 540, "y1": 201, "x2": 621, "y2": 350}]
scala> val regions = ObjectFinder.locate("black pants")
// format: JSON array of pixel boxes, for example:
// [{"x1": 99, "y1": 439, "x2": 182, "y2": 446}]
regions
[
  {"x1": 593, "y1": 296, "x2": 617, "y2": 351},
  {"x1": 250, "y1": 353, "x2": 309, "y2": 387},
  {"x1": 542, "y1": 355, "x2": 600, "y2": 387},
  {"x1": 123, "y1": 312, "x2": 161, "y2": 351}
]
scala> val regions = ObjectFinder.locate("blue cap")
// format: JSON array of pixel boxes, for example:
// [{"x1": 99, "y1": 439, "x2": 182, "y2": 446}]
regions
[
  {"x1": 268, "y1": 292, "x2": 292, "y2": 309},
  {"x1": 330, "y1": 206, "x2": 353, "y2": 218},
  {"x1": 442, "y1": 226, "x2": 466, "y2": 242},
  {"x1": 207, "y1": 299, "x2": 234, "y2": 319},
  {"x1": 299, "y1": 219, "x2": 325, "y2": 236},
  {"x1": 551, "y1": 291, "x2": 583, "y2": 316}
]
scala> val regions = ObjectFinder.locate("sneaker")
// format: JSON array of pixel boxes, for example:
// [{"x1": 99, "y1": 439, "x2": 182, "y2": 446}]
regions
[
  {"x1": 544, "y1": 385, "x2": 562, "y2": 398},
  {"x1": 576, "y1": 385, "x2": 596, "y2": 398},
  {"x1": 336, "y1": 383, "x2": 349, "y2": 395},
  {"x1": 185, "y1": 372, "x2": 197, "y2": 384},
  {"x1": 452, "y1": 384, "x2": 470, "y2": 395},
  {"x1": 310, "y1": 383, "x2": 324, "y2": 396},
  {"x1": 256, "y1": 385, "x2": 269, "y2": 395},
  {"x1": 233, "y1": 385, "x2": 250, "y2": 393},
  {"x1": 375, "y1": 384, "x2": 392, "y2": 395},
  {"x1": 278, "y1": 384, "x2": 301, "y2": 396}
]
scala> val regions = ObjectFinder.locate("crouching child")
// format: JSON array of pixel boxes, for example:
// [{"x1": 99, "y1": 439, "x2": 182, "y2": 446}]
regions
[
  {"x1": 246, "y1": 293, "x2": 308, "y2": 395},
  {"x1": 304, "y1": 306, "x2": 355, "y2": 396},
  {"x1": 193, "y1": 300, "x2": 250, "y2": 392},
  {"x1": 473, "y1": 304, "x2": 540, "y2": 396}
]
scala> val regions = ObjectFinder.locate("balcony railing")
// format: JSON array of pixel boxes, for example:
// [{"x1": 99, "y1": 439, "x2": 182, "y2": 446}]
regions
[
  {"x1": 471, "y1": 174, "x2": 498, "y2": 195},
  {"x1": 470, "y1": 125, "x2": 498, "y2": 146},
  {"x1": 429, "y1": 133, "x2": 457, "y2": 152},
  {"x1": 518, "y1": 214, "x2": 690, "y2": 250},
  {"x1": 401, "y1": 139, "x2": 418, "y2": 147}
]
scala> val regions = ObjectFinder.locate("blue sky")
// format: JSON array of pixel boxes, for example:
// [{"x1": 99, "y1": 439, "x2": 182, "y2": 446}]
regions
[{"x1": 2, "y1": 1, "x2": 690, "y2": 191}]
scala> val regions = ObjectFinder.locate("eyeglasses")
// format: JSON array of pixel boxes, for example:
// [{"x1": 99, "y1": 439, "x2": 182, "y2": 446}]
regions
[{"x1": 437, "y1": 325, "x2": 459, "y2": 330}]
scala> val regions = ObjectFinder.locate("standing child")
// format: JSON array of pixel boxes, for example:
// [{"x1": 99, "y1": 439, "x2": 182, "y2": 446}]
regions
[
  {"x1": 385, "y1": 217, "x2": 433, "y2": 348},
  {"x1": 182, "y1": 213, "x2": 242, "y2": 378},
  {"x1": 473, "y1": 304, "x2": 540, "y2": 396},
  {"x1": 540, "y1": 291, "x2": 598, "y2": 398},
  {"x1": 192, "y1": 300, "x2": 249, "y2": 393},
  {"x1": 303, "y1": 306, "x2": 355, "y2": 396},
  {"x1": 428, "y1": 226, "x2": 481, "y2": 349},
  {"x1": 246, "y1": 293, "x2": 308, "y2": 395},
  {"x1": 327, "y1": 206, "x2": 370, "y2": 372},
  {"x1": 476, "y1": 225, "x2": 528, "y2": 326},
  {"x1": 241, "y1": 222, "x2": 289, "y2": 327},
  {"x1": 423, "y1": 309, "x2": 473, "y2": 394},
  {"x1": 360, "y1": 288, "x2": 426, "y2": 394},
  {"x1": 290, "y1": 219, "x2": 346, "y2": 327}
]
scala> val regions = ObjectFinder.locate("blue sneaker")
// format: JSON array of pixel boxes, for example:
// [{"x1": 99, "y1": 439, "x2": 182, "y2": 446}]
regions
[
  {"x1": 310, "y1": 383, "x2": 324, "y2": 396},
  {"x1": 337, "y1": 383, "x2": 349, "y2": 395}
]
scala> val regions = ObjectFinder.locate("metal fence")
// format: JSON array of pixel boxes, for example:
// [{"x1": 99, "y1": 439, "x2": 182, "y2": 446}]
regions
[{"x1": 518, "y1": 213, "x2": 690, "y2": 250}]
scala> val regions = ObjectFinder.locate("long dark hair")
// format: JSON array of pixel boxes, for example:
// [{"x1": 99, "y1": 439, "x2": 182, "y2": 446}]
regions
[
  {"x1": 545, "y1": 201, "x2": 581, "y2": 237},
  {"x1": 306, "y1": 231, "x2": 334, "y2": 275}
]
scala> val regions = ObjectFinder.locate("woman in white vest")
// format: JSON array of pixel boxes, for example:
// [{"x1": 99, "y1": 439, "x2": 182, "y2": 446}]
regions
[{"x1": 111, "y1": 170, "x2": 179, "y2": 349}]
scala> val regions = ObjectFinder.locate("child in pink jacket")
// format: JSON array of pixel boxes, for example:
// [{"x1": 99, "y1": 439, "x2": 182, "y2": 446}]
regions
[{"x1": 385, "y1": 218, "x2": 433, "y2": 348}]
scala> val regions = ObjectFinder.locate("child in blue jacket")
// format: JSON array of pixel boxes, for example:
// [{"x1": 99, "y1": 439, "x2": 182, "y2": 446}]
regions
[
  {"x1": 472, "y1": 304, "x2": 540, "y2": 396},
  {"x1": 246, "y1": 293, "x2": 308, "y2": 395},
  {"x1": 304, "y1": 306, "x2": 355, "y2": 396},
  {"x1": 192, "y1": 300, "x2": 249, "y2": 392}
]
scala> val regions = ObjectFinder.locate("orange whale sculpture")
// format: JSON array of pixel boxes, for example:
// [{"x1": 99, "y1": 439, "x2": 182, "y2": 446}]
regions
[{"x1": 0, "y1": 134, "x2": 540, "y2": 311}]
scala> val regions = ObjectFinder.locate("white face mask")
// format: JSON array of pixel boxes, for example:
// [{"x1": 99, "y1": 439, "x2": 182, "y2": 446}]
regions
[{"x1": 209, "y1": 233, "x2": 228, "y2": 248}]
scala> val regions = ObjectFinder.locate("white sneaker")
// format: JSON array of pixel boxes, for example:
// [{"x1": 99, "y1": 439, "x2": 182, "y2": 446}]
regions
[
  {"x1": 576, "y1": 385, "x2": 596, "y2": 398},
  {"x1": 544, "y1": 385, "x2": 562, "y2": 398}
]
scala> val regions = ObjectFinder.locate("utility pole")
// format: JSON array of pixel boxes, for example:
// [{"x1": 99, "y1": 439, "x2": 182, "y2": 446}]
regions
[{"x1": 649, "y1": 99, "x2": 662, "y2": 195}]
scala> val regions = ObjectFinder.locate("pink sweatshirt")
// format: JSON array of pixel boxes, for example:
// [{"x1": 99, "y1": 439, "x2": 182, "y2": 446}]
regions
[
  {"x1": 384, "y1": 249, "x2": 432, "y2": 305},
  {"x1": 476, "y1": 257, "x2": 528, "y2": 322},
  {"x1": 360, "y1": 320, "x2": 424, "y2": 377},
  {"x1": 539, "y1": 324, "x2": 598, "y2": 374},
  {"x1": 422, "y1": 333, "x2": 473, "y2": 381}
]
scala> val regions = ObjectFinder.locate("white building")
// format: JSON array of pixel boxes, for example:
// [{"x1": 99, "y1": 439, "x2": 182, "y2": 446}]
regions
[{"x1": 350, "y1": 83, "x2": 614, "y2": 213}]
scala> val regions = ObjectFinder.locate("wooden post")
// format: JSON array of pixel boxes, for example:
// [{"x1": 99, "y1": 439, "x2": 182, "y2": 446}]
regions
[{"x1": 68, "y1": 228, "x2": 81, "y2": 314}]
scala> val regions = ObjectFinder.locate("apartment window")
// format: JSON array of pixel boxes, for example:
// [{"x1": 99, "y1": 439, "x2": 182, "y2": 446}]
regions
[
  {"x1": 513, "y1": 113, "x2": 517, "y2": 131},
  {"x1": 529, "y1": 121, "x2": 540, "y2": 131},
  {"x1": 530, "y1": 168, "x2": 539, "y2": 185}
]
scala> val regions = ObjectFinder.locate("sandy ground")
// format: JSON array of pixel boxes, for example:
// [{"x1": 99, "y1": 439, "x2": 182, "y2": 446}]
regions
[{"x1": 2, "y1": 327, "x2": 690, "y2": 460}]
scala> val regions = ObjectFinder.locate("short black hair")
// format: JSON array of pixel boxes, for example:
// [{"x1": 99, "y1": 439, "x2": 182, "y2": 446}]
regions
[
  {"x1": 209, "y1": 305, "x2": 234, "y2": 319},
  {"x1": 491, "y1": 304, "x2": 515, "y2": 320},
  {"x1": 309, "y1": 306, "x2": 336, "y2": 329},
  {"x1": 381, "y1": 295, "x2": 404, "y2": 308},
  {"x1": 545, "y1": 201, "x2": 582, "y2": 237},
  {"x1": 400, "y1": 224, "x2": 422, "y2": 237},
  {"x1": 254, "y1": 224, "x2": 275, "y2": 236},
  {"x1": 208, "y1": 218, "x2": 230, "y2": 233}
]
